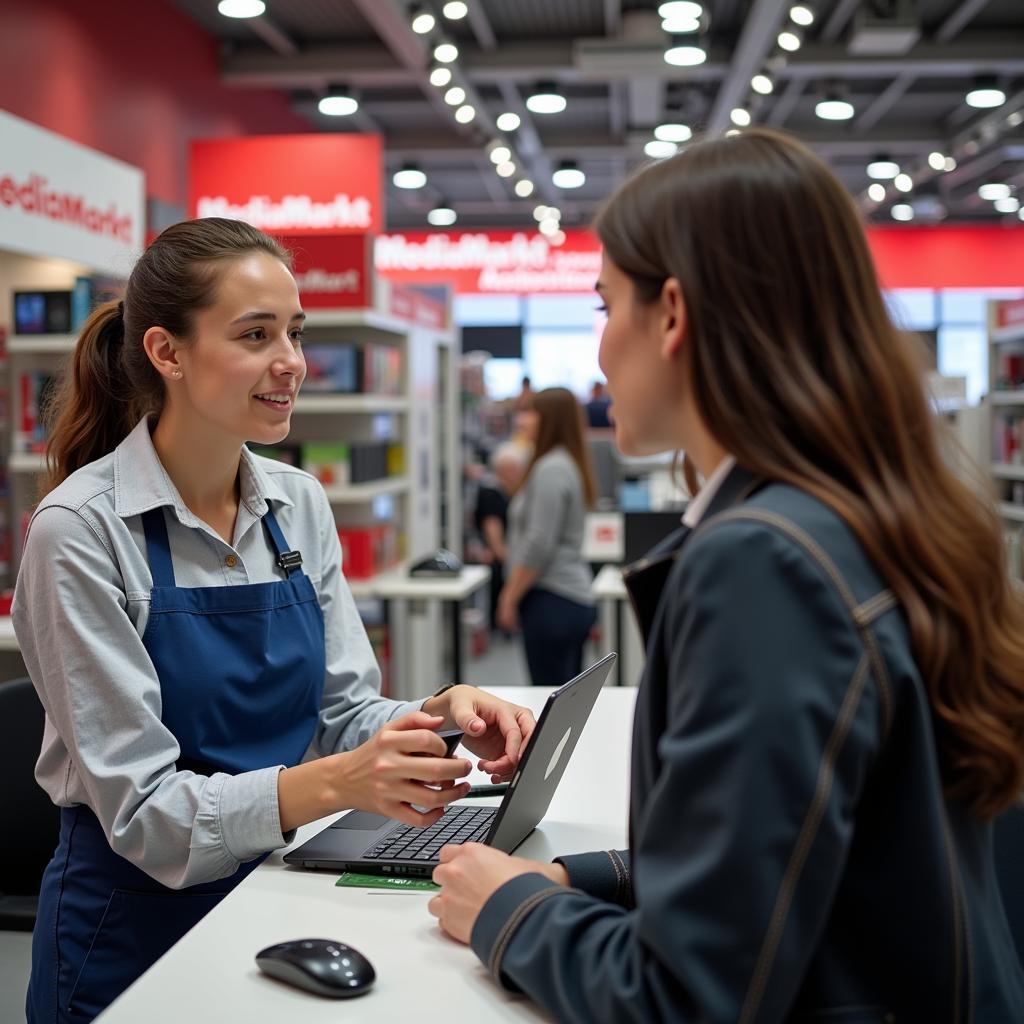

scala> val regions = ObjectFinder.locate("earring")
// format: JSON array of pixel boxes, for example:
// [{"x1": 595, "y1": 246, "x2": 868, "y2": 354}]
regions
[{"x1": 172, "y1": 369, "x2": 182, "y2": 379}]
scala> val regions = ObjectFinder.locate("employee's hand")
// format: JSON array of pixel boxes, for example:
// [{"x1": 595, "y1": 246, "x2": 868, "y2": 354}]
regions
[
  {"x1": 422, "y1": 686, "x2": 536, "y2": 782},
  {"x1": 334, "y1": 711, "x2": 471, "y2": 828},
  {"x1": 496, "y1": 591, "x2": 519, "y2": 632},
  {"x1": 428, "y1": 844, "x2": 569, "y2": 944}
]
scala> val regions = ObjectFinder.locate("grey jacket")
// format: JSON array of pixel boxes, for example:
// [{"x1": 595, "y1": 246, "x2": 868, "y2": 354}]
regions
[{"x1": 471, "y1": 466, "x2": 1024, "y2": 1022}]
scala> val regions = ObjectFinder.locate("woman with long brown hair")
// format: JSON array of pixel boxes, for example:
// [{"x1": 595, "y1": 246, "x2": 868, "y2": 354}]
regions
[
  {"x1": 15, "y1": 217, "x2": 535, "y2": 1023},
  {"x1": 498, "y1": 386, "x2": 598, "y2": 686},
  {"x1": 429, "y1": 129, "x2": 1024, "y2": 1020}
]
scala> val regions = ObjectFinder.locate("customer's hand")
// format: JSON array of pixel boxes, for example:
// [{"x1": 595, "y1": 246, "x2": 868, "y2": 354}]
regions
[
  {"x1": 332, "y1": 711, "x2": 471, "y2": 827},
  {"x1": 423, "y1": 686, "x2": 536, "y2": 781},
  {"x1": 496, "y1": 591, "x2": 519, "y2": 632},
  {"x1": 429, "y1": 844, "x2": 569, "y2": 944}
]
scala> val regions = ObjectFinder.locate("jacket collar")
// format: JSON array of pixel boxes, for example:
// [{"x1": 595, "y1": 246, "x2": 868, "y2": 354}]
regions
[{"x1": 113, "y1": 416, "x2": 294, "y2": 526}]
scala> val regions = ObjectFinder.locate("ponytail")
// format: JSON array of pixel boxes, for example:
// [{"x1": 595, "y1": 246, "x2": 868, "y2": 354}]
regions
[{"x1": 40, "y1": 217, "x2": 292, "y2": 496}]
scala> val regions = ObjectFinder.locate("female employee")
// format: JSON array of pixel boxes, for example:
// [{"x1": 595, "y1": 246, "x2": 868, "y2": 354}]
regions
[
  {"x1": 498, "y1": 387, "x2": 598, "y2": 686},
  {"x1": 429, "y1": 129, "x2": 1024, "y2": 1020},
  {"x1": 15, "y1": 217, "x2": 535, "y2": 1024}
]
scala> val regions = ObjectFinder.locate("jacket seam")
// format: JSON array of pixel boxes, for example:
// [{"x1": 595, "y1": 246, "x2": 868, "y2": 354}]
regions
[
  {"x1": 699, "y1": 508, "x2": 895, "y2": 738},
  {"x1": 609, "y1": 848, "x2": 632, "y2": 904},
  {"x1": 604, "y1": 849, "x2": 623, "y2": 900},
  {"x1": 738, "y1": 653, "x2": 871, "y2": 1024},
  {"x1": 488, "y1": 886, "x2": 568, "y2": 984}
]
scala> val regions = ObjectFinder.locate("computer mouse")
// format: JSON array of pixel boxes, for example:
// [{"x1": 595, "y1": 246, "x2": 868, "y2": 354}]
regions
[
  {"x1": 408, "y1": 547, "x2": 464, "y2": 576},
  {"x1": 255, "y1": 938, "x2": 375, "y2": 998}
]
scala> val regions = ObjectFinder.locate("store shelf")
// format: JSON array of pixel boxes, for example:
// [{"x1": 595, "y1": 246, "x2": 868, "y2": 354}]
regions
[
  {"x1": 991, "y1": 391, "x2": 1024, "y2": 406},
  {"x1": 322, "y1": 477, "x2": 409, "y2": 503},
  {"x1": 992, "y1": 325, "x2": 1024, "y2": 346},
  {"x1": 9, "y1": 452, "x2": 46, "y2": 473},
  {"x1": 301, "y1": 309, "x2": 411, "y2": 340},
  {"x1": 992, "y1": 463, "x2": 1024, "y2": 480},
  {"x1": 998, "y1": 502, "x2": 1024, "y2": 523},
  {"x1": 293, "y1": 394, "x2": 407, "y2": 414},
  {"x1": 8, "y1": 334, "x2": 76, "y2": 354}
]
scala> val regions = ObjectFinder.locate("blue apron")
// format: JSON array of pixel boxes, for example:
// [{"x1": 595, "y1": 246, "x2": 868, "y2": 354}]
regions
[{"x1": 27, "y1": 505, "x2": 326, "y2": 1023}]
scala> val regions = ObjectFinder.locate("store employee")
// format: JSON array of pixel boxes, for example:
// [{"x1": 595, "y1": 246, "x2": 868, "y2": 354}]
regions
[{"x1": 14, "y1": 217, "x2": 535, "y2": 1024}]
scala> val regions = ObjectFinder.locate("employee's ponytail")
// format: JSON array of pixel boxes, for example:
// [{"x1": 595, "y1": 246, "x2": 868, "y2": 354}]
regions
[{"x1": 42, "y1": 217, "x2": 291, "y2": 495}]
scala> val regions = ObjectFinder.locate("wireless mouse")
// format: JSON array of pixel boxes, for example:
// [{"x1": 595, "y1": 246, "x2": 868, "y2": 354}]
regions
[
  {"x1": 255, "y1": 938, "x2": 376, "y2": 998},
  {"x1": 409, "y1": 548, "x2": 463, "y2": 576}
]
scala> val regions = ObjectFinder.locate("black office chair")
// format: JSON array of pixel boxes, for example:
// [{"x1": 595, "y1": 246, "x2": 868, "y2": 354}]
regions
[
  {"x1": 994, "y1": 803, "x2": 1024, "y2": 967},
  {"x1": 0, "y1": 677, "x2": 58, "y2": 932}
]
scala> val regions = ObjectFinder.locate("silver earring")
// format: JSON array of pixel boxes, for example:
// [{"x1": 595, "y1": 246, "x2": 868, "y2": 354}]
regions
[{"x1": 172, "y1": 369, "x2": 182, "y2": 378}]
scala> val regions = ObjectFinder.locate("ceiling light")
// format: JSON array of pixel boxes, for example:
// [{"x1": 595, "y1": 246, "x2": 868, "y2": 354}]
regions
[
  {"x1": 550, "y1": 229, "x2": 566, "y2": 246},
  {"x1": 393, "y1": 164, "x2": 427, "y2": 189},
  {"x1": 979, "y1": 183, "x2": 1011, "y2": 201},
  {"x1": 815, "y1": 96, "x2": 854, "y2": 121},
  {"x1": 539, "y1": 217, "x2": 561, "y2": 236},
  {"x1": 965, "y1": 77, "x2": 1006, "y2": 109},
  {"x1": 645, "y1": 139, "x2": 678, "y2": 159},
  {"x1": 1019, "y1": 208, "x2": 1024, "y2": 222},
  {"x1": 725, "y1": 129, "x2": 740, "y2": 136},
  {"x1": 944, "y1": 156, "x2": 957, "y2": 172},
  {"x1": 751, "y1": 73, "x2": 774, "y2": 96},
  {"x1": 664, "y1": 38, "x2": 707, "y2": 66},
  {"x1": 488, "y1": 144, "x2": 512, "y2": 164},
  {"x1": 442, "y1": 1, "x2": 468, "y2": 18},
  {"x1": 514, "y1": 179, "x2": 535, "y2": 197},
  {"x1": 994, "y1": 197, "x2": 1020, "y2": 213},
  {"x1": 526, "y1": 83, "x2": 566, "y2": 114},
  {"x1": 427, "y1": 206, "x2": 457, "y2": 226},
  {"x1": 654, "y1": 122, "x2": 691, "y2": 142},
  {"x1": 658, "y1": 1, "x2": 703, "y2": 17},
  {"x1": 429, "y1": 65, "x2": 453, "y2": 87},
  {"x1": 662, "y1": 14, "x2": 701, "y2": 32},
  {"x1": 318, "y1": 88, "x2": 358, "y2": 117},
  {"x1": 1008, "y1": 111, "x2": 1024, "y2": 128},
  {"x1": 454, "y1": 104, "x2": 476, "y2": 123},
  {"x1": 789, "y1": 4, "x2": 814, "y2": 26},
  {"x1": 893, "y1": 173, "x2": 913, "y2": 193},
  {"x1": 496, "y1": 161, "x2": 516, "y2": 178},
  {"x1": 867, "y1": 158, "x2": 899, "y2": 179},
  {"x1": 444, "y1": 86, "x2": 466, "y2": 106},
  {"x1": 433, "y1": 42, "x2": 459, "y2": 64},
  {"x1": 927, "y1": 151, "x2": 947, "y2": 171},
  {"x1": 496, "y1": 112, "x2": 521, "y2": 132},
  {"x1": 868, "y1": 183, "x2": 886, "y2": 202},
  {"x1": 891, "y1": 204, "x2": 914, "y2": 222},
  {"x1": 778, "y1": 27, "x2": 803, "y2": 51},
  {"x1": 552, "y1": 161, "x2": 585, "y2": 189},
  {"x1": 730, "y1": 107, "x2": 751, "y2": 127},
  {"x1": 533, "y1": 205, "x2": 550, "y2": 221},
  {"x1": 411, "y1": 7, "x2": 435, "y2": 34},
  {"x1": 217, "y1": 0, "x2": 265, "y2": 16}
]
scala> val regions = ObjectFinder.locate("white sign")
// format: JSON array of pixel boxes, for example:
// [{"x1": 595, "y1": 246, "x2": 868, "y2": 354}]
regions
[{"x1": 0, "y1": 110, "x2": 145, "y2": 277}]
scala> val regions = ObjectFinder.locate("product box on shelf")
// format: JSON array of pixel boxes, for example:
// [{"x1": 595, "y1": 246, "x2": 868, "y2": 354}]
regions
[
  {"x1": 247, "y1": 442, "x2": 302, "y2": 466},
  {"x1": 16, "y1": 371, "x2": 58, "y2": 452},
  {"x1": 362, "y1": 343, "x2": 402, "y2": 396},
  {"x1": 996, "y1": 351, "x2": 1024, "y2": 391},
  {"x1": 994, "y1": 414, "x2": 1023, "y2": 465},
  {"x1": 13, "y1": 291, "x2": 72, "y2": 335},
  {"x1": 337, "y1": 523, "x2": 398, "y2": 579},
  {"x1": 302, "y1": 344, "x2": 361, "y2": 393},
  {"x1": 302, "y1": 442, "x2": 351, "y2": 487}
]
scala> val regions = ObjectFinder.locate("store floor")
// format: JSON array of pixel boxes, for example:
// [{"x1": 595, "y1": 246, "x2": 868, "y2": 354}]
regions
[
  {"x1": 0, "y1": 930, "x2": 31, "y2": 1023},
  {"x1": 463, "y1": 630, "x2": 531, "y2": 688}
]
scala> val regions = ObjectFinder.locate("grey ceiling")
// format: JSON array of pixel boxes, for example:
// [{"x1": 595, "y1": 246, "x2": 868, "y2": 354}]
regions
[{"x1": 171, "y1": 0, "x2": 1024, "y2": 228}]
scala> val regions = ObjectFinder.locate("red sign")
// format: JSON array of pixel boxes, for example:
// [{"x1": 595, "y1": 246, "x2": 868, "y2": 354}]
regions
[
  {"x1": 996, "y1": 298, "x2": 1024, "y2": 331},
  {"x1": 189, "y1": 135, "x2": 383, "y2": 234},
  {"x1": 281, "y1": 234, "x2": 371, "y2": 308},
  {"x1": 388, "y1": 285, "x2": 448, "y2": 329}
]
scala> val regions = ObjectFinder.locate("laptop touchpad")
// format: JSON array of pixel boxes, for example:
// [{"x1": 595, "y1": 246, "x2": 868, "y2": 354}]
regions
[{"x1": 329, "y1": 811, "x2": 392, "y2": 830}]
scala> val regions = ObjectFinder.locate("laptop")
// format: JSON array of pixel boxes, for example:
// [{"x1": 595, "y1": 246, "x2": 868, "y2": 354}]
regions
[{"x1": 284, "y1": 652, "x2": 617, "y2": 878}]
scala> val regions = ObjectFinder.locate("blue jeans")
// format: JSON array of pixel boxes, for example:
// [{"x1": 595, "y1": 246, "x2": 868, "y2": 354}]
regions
[{"x1": 518, "y1": 588, "x2": 597, "y2": 687}]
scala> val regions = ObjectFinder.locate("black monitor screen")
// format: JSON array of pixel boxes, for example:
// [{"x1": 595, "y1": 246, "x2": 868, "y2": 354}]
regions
[{"x1": 462, "y1": 324, "x2": 522, "y2": 359}]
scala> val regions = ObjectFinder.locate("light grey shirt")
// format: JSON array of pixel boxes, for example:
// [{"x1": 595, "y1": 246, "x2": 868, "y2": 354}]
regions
[
  {"x1": 507, "y1": 446, "x2": 594, "y2": 606},
  {"x1": 12, "y1": 417, "x2": 423, "y2": 890}
]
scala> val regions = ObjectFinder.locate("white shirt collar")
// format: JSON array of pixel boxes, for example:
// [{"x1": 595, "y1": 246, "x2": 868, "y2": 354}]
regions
[{"x1": 682, "y1": 455, "x2": 738, "y2": 528}]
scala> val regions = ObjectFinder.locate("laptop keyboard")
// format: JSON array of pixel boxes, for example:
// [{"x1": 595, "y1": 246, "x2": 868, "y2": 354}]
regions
[{"x1": 361, "y1": 805, "x2": 497, "y2": 862}]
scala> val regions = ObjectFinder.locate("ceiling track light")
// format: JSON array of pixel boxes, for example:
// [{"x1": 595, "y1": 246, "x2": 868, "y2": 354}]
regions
[
  {"x1": 891, "y1": 203, "x2": 914, "y2": 222},
  {"x1": 664, "y1": 34, "x2": 706, "y2": 67},
  {"x1": 429, "y1": 64, "x2": 453, "y2": 87},
  {"x1": 978, "y1": 183, "x2": 1011, "y2": 201},
  {"x1": 433, "y1": 42, "x2": 459, "y2": 64},
  {"x1": 645, "y1": 139, "x2": 678, "y2": 159},
  {"x1": 893, "y1": 173, "x2": 913, "y2": 193},
  {"x1": 427, "y1": 205, "x2": 457, "y2": 226},
  {"x1": 514, "y1": 179, "x2": 535, "y2": 198},
  {"x1": 393, "y1": 163, "x2": 427, "y2": 189},
  {"x1": 526, "y1": 82, "x2": 567, "y2": 114},
  {"x1": 730, "y1": 107, "x2": 752, "y2": 127},
  {"x1": 965, "y1": 75, "x2": 1006, "y2": 109},
  {"x1": 654, "y1": 122, "x2": 691, "y2": 143},
  {"x1": 815, "y1": 95, "x2": 854, "y2": 121},
  {"x1": 777, "y1": 26, "x2": 803, "y2": 51},
  {"x1": 552, "y1": 160, "x2": 585, "y2": 189},
  {"x1": 658, "y1": 1, "x2": 703, "y2": 18},
  {"x1": 496, "y1": 160, "x2": 516, "y2": 177},
  {"x1": 442, "y1": 1, "x2": 468, "y2": 19},
  {"x1": 454, "y1": 104, "x2": 476, "y2": 123},
  {"x1": 410, "y1": 5, "x2": 435, "y2": 34},
  {"x1": 751, "y1": 73, "x2": 774, "y2": 96},
  {"x1": 496, "y1": 112, "x2": 521, "y2": 132},
  {"x1": 867, "y1": 183, "x2": 886, "y2": 202},
  {"x1": 487, "y1": 141, "x2": 512, "y2": 164},
  {"x1": 867, "y1": 155, "x2": 900, "y2": 179},
  {"x1": 444, "y1": 86, "x2": 466, "y2": 106},
  {"x1": 788, "y1": 4, "x2": 814, "y2": 27},
  {"x1": 217, "y1": 0, "x2": 265, "y2": 17},
  {"x1": 318, "y1": 86, "x2": 358, "y2": 117}
]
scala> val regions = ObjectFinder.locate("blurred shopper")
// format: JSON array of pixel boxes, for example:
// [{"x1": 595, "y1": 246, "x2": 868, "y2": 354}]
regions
[
  {"x1": 473, "y1": 441, "x2": 528, "y2": 632},
  {"x1": 513, "y1": 374, "x2": 533, "y2": 412},
  {"x1": 584, "y1": 380, "x2": 612, "y2": 428},
  {"x1": 430, "y1": 129, "x2": 1024, "y2": 1020},
  {"x1": 498, "y1": 388, "x2": 598, "y2": 685}
]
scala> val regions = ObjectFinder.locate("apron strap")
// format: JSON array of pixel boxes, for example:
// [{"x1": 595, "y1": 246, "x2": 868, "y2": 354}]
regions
[
  {"x1": 142, "y1": 507, "x2": 176, "y2": 588},
  {"x1": 262, "y1": 506, "x2": 303, "y2": 577}
]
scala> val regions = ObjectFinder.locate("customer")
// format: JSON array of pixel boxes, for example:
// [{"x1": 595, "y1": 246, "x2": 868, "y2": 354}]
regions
[
  {"x1": 474, "y1": 441, "x2": 528, "y2": 632},
  {"x1": 584, "y1": 379, "x2": 612, "y2": 428},
  {"x1": 15, "y1": 217, "x2": 535, "y2": 1024},
  {"x1": 498, "y1": 387, "x2": 597, "y2": 685},
  {"x1": 428, "y1": 129, "x2": 1024, "y2": 1020}
]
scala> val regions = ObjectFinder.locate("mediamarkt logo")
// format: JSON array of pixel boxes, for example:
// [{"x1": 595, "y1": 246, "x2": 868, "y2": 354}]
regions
[
  {"x1": 375, "y1": 232, "x2": 550, "y2": 270},
  {"x1": 293, "y1": 268, "x2": 360, "y2": 293},
  {"x1": 196, "y1": 193, "x2": 372, "y2": 230},
  {"x1": 0, "y1": 172, "x2": 134, "y2": 242}
]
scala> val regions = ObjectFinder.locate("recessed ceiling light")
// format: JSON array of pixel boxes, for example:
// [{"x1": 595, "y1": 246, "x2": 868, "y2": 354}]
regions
[
  {"x1": 645, "y1": 139, "x2": 678, "y2": 159},
  {"x1": 496, "y1": 161, "x2": 516, "y2": 177},
  {"x1": 442, "y1": 1, "x2": 468, "y2": 19},
  {"x1": 496, "y1": 112, "x2": 521, "y2": 132},
  {"x1": 427, "y1": 206, "x2": 457, "y2": 226},
  {"x1": 488, "y1": 144, "x2": 512, "y2": 164},
  {"x1": 654, "y1": 123, "x2": 691, "y2": 142},
  {"x1": 410, "y1": 7, "x2": 435, "y2": 34},
  {"x1": 664, "y1": 41, "x2": 706, "y2": 66},
  {"x1": 318, "y1": 88, "x2": 358, "y2": 117},
  {"x1": 868, "y1": 183, "x2": 886, "y2": 202},
  {"x1": 867, "y1": 158, "x2": 900, "y2": 179},
  {"x1": 994, "y1": 197, "x2": 1020, "y2": 213},
  {"x1": 751, "y1": 74, "x2": 774, "y2": 95},
  {"x1": 217, "y1": 0, "x2": 265, "y2": 17},
  {"x1": 429, "y1": 65, "x2": 453, "y2": 87},
  {"x1": 789, "y1": 4, "x2": 814, "y2": 27},
  {"x1": 927, "y1": 152, "x2": 947, "y2": 171},
  {"x1": 730, "y1": 108, "x2": 751, "y2": 127},
  {"x1": 433, "y1": 42, "x2": 459, "y2": 64},
  {"x1": 778, "y1": 27, "x2": 802, "y2": 51},
  {"x1": 893, "y1": 173, "x2": 913, "y2": 192},
  {"x1": 514, "y1": 179, "x2": 535, "y2": 197},
  {"x1": 815, "y1": 97, "x2": 854, "y2": 121},
  {"x1": 526, "y1": 83, "x2": 567, "y2": 114},
  {"x1": 552, "y1": 161, "x2": 586, "y2": 189},
  {"x1": 891, "y1": 204, "x2": 914, "y2": 222},
  {"x1": 393, "y1": 164, "x2": 427, "y2": 189},
  {"x1": 454, "y1": 104, "x2": 476, "y2": 123},
  {"x1": 444, "y1": 86, "x2": 466, "y2": 106},
  {"x1": 979, "y1": 183, "x2": 1011, "y2": 201}
]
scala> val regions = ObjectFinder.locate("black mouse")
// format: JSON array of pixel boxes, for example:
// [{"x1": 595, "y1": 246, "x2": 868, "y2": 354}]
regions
[
  {"x1": 255, "y1": 938, "x2": 376, "y2": 998},
  {"x1": 409, "y1": 548, "x2": 463, "y2": 577}
]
